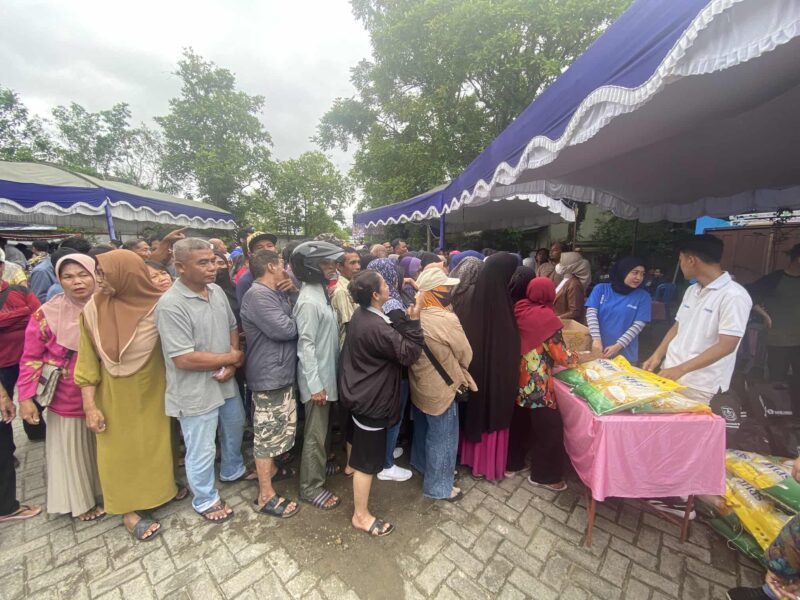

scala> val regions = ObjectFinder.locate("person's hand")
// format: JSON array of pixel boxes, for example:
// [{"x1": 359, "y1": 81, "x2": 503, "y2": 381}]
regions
[
  {"x1": 85, "y1": 407, "x2": 106, "y2": 433},
  {"x1": 591, "y1": 340, "x2": 603, "y2": 355},
  {"x1": 658, "y1": 365, "x2": 685, "y2": 382},
  {"x1": 18, "y1": 399, "x2": 40, "y2": 426},
  {"x1": 276, "y1": 279, "x2": 297, "y2": 293},
  {"x1": 311, "y1": 390, "x2": 327, "y2": 406},
  {"x1": 603, "y1": 343, "x2": 623, "y2": 359},
  {"x1": 161, "y1": 227, "x2": 188, "y2": 246},
  {"x1": 213, "y1": 365, "x2": 236, "y2": 382},
  {"x1": 792, "y1": 457, "x2": 800, "y2": 483},
  {"x1": 228, "y1": 349, "x2": 245, "y2": 367},
  {"x1": 0, "y1": 394, "x2": 16, "y2": 424},
  {"x1": 641, "y1": 355, "x2": 661, "y2": 372}
]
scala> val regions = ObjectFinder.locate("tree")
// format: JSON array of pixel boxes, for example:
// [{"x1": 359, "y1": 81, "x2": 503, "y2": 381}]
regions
[
  {"x1": 51, "y1": 101, "x2": 133, "y2": 176},
  {"x1": 0, "y1": 86, "x2": 53, "y2": 161},
  {"x1": 316, "y1": 0, "x2": 631, "y2": 210},
  {"x1": 243, "y1": 151, "x2": 351, "y2": 238},
  {"x1": 156, "y1": 49, "x2": 271, "y2": 211}
]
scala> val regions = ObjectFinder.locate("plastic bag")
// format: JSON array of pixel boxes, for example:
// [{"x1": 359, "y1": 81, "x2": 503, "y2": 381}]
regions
[
  {"x1": 632, "y1": 393, "x2": 713, "y2": 414},
  {"x1": 725, "y1": 476, "x2": 792, "y2": 549}
]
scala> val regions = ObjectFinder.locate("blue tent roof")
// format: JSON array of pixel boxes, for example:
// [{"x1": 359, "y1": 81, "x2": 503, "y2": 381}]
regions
[
  {"x1": 356, "y1": 0, "x2": 800, "y2": 227},
  {"x1": 0, "y1": 161, "x2": 236, "y2": 234}
]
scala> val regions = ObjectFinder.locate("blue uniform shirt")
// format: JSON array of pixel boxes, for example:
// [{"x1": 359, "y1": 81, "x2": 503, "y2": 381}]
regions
[{"x1": 585, "y1": 284, "x2": 651, "y2": 362}]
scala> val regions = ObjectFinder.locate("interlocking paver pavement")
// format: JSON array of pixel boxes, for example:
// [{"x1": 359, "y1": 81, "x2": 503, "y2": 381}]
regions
[{"x1": 3, "y1": 419, "x2": 765, "y2": 599}]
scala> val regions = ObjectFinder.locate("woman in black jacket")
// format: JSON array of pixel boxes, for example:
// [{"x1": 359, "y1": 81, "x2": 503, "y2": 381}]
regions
[{"x1": 339, "y1": 270, "x2": 424, "y2": 536}]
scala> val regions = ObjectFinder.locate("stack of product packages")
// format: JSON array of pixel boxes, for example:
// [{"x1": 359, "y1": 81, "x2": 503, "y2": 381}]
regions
[{"x1": 555, "y1": 357, "x2": 798, "y2": 564}]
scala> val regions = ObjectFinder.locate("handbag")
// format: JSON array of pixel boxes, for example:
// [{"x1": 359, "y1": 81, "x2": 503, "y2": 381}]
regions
[
  {"x1": 421, "y1": 344, "x2": 470, "y2": 403},
  {"x1": 35, "y1": 350, "x2": 74, "y2": 409}
]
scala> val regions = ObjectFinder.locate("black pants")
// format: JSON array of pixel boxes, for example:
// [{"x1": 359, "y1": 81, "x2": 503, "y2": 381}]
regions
[
  {"x1": 768, "y1": 345, "x2": 800, "y2": 413},
  {"x1": 0, "y1": 420, "x2": 19, "y2": 516},
  {"x1": 0, "y1": 365, "x2": 46, "y2": 441},
  {"x1": 506, "y1": 403, "x2": 565, "y2": 485}
]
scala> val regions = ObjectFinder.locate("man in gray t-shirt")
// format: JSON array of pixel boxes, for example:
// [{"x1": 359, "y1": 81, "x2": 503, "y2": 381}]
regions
[{"x1": 155, "y1": 238, "x2": 247, "y2": 523}]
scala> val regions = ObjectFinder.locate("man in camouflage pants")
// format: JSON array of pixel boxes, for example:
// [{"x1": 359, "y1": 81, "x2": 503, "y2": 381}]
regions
[{"x1": 240, "y1": 250, "x2": 301, "y2": 518}]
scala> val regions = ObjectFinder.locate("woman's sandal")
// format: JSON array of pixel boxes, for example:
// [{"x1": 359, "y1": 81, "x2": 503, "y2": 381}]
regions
[
  {"x1": 77, "y1": 506, "x2": 106, "y2": 521},
  {"x1": 303, "y1": 489, "x2": 340, "y2": 511},
  {"x1": 362, "y1": 518, "x2": 394, "y2": 537},
  {"x1": 255, "y1": 495, "x2": 300, "y2": 519},
  {"x1": 526, "y1": 476, "x2": 568, "y2": 492},
  {"x1": 201, "y1": 501, "x2": 234, "y2": 524},
  {"x1": 0, "y1": 504, "x2": 41, "y2": 523},
  {"x1": 127, "y1": 513, "x2": 161, "y2": 542}
]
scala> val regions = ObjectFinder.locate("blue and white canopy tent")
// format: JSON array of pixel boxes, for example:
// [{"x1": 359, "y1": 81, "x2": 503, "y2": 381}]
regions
[
  {"x1": 355, "y1": 0, "x2": 800, "y2": 241},
  {"x1": 0, "y1": 161, "x2": 236, "y2": 237}
]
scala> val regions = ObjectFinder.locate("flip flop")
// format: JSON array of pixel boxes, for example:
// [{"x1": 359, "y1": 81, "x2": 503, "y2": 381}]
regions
[
  {"x1": 255, "y1": 495, "x2": 300, "y2": 519},
  {"x1": 0, "y1": 504, "x2": 41, "y2": 523}
]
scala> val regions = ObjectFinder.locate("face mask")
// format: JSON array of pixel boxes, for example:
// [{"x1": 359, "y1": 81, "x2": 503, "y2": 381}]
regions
[{"x1": 555, "y1": 263, "x2": 566, "y2": 275}]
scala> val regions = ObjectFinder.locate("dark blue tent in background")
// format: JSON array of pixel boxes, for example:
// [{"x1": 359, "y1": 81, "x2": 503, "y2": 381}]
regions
[
  {"x1": 0, "y1": 161, "x2": 236, "y2": 237},
  {"x1": 355, "y1": 0, "x2": 800, "y2": 241}
]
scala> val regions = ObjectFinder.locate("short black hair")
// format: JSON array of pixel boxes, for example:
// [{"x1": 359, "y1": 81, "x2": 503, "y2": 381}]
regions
[
  {"x1": 390, "y1": 238, "x2": 405, "y2": 249},
  {"x1": 250, "y1": 249, "x2": 281, "y2": 279},
  {"x1": 33, "y1": 240, "x2": 49, "y2": 252},
  {"x1": 349, "y1": 269, "x2": 382, "y2": 308},
  {"x1": 122, "y1": 239, "x2": 146, "y2": 251},
  {"x1": 60, "y1": 237, "x2": 92, "y2": 254},
  {"x1": 337, "y1": 247, "x2": 358, "y2": 263},
  {"x1": 677, "y1": 234, "x2": 724, "y2": 264}
]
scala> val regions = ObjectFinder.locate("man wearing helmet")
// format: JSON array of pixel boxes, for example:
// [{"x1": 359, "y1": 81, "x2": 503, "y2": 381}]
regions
[{"x1": 291, "y1": 241, "x2": 345, "y2": 511}]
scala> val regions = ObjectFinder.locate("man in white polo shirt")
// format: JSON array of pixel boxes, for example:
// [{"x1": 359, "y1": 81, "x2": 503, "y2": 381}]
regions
[{"x1": 643, "y1": 234, "x2": 752, "y2": 403}]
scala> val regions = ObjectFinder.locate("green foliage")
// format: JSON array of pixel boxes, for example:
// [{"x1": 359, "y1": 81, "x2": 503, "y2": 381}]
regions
[
  {"x1": 241, "y1": 151, "x2": 352, "y2": 238},
  {"x1": 317, "y1": 0, "x2": 631, "y2": 210},
  {"x1": 156, "y1": 49, "x2": 271, "y2": 211},
  {"x1": 0, "y1": 86, "x2": 53, "y2": 161}
]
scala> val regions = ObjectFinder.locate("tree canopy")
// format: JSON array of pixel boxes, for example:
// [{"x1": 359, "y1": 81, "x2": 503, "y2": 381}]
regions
[{"x1": 316, "y1": 0, "x2": 631, "y2": 211}]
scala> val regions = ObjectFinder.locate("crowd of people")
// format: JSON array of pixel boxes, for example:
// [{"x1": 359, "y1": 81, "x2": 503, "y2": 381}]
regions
[{"x1": 1, "y1": 229, "x2": 798, "y2": 598}]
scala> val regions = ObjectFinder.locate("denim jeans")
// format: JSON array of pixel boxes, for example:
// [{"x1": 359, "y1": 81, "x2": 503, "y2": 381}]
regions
[
  {"x1": 179, "y1": 408, "x2": 221, "y2": 513},
  {"x1": 218, "y1": 394, "x2": 246, "y2": 482},
  {"x1": 384, "y1": 379, "x2": 408, "y2": 469},
  {"x1": 410, "y1": 401, "x2": 458, "y2": 499}
]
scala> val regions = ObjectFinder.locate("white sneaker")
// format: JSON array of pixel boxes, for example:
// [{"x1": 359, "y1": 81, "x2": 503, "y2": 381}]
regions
[
  {"x1": 393, "y1": 447, "x2": 404, "y2": 459},
  {"x1": 377, "y1": 465, "x2": 412, "y2": 482}
]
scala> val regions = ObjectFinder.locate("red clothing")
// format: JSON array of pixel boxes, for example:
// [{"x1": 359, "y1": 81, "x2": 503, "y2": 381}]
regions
[
  {"x1": 17, "y1": 308, "x2": 83, "y2": 417},
  {"x1": 0, "y1": 282, "x2": 41, "y2": 367}
]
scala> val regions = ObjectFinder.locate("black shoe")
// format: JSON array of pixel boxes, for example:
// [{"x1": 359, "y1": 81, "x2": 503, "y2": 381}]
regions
[
  {"x1": 647, "y1": 497, "x2": 696, "y2": 520},
  {"x1": 726, "y1": 586, "x2": 770, "y2": 600}
]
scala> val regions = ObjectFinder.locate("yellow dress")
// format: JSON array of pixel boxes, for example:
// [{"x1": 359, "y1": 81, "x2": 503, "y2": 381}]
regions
[{"x1": 74, "y1": 322, "x2": 176, "y2": 514}]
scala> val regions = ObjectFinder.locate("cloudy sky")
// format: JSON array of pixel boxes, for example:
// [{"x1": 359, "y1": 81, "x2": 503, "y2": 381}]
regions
[{"x1": 0, "y1": 0, "x2": 372, "y2": 173}]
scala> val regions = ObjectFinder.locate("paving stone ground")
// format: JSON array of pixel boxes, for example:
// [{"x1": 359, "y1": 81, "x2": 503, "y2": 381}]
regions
[{"x1": 2, "y1": 418, "x2": 765, "y2": 600}]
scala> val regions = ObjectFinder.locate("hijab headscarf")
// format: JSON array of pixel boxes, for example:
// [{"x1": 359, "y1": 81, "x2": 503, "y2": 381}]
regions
[
  {"x1": 41, "y1": 254, "x2": 97, "y2": 351},
  {"x1": 459, "y1": 252, "x2": 521, "y2": 441},
  {"x1": 610, "y1": 256, "x2": 645, "y2": 295},
  {"x1": 367, "y1": 258, "x2": 405, "y2": 313},
  {"x1": 449, "y1": 249, "x2": 483, "y2": 270},
  {"x1": 450, "y1": 257, "x2": 483, "y2": 316},
  {"x1": 508, "y1": 266, "x2": 536, "y2": 304},
  {"x1": 91, "y1": 250, "x2": 163, "y2": 362},
  {"x1": 515, "y1": 277, "x2": 564, "y2": 355}
]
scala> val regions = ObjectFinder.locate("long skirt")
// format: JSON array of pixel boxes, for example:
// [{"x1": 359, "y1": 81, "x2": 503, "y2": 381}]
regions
[{"x1": 45, "y1": 411, "x2": 102, "y2": 517}]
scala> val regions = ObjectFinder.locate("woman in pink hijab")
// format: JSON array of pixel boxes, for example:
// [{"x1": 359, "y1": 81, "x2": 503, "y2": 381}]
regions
[{"x1": 17, "y1": 253, "x2": 104, "y2": 521}]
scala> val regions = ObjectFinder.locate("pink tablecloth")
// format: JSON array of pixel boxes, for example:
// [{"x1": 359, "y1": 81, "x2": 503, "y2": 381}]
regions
[{"x1": 555, "y1": 379, "x2": 726, "y2": 501}]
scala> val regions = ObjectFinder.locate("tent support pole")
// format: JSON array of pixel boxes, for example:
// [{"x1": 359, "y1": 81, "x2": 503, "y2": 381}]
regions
[
  {"x1": 104, "y1": 200, "x2": 117, "y2": 241},
  {"x1": 439, "y1": 217, "x2": 445, "y2": 249}
]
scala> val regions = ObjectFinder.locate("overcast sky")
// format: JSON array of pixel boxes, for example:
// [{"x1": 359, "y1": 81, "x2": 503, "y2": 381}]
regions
[{"x1": 0, "y1": 0, "x2": 372, "y2": 174}]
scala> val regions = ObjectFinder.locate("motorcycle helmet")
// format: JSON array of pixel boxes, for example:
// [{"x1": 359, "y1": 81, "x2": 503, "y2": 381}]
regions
[{"x1": 290, "y1": 240, "x2": 344, "y2": 284}]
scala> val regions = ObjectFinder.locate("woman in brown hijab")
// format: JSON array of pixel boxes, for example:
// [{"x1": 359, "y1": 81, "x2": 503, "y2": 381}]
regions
[{"x1": 75, "y1": 250, "x2": 177, "y2": 541}]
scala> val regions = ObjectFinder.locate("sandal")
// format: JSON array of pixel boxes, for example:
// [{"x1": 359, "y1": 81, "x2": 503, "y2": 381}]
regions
[
  {"x1": 364, "y1": 518, "x2": 394, "y2": 537},
  {"x1": 255, "y1": 495, "x2": 300, "y2": 519},
  {"x1": 526, "y1": 476, "x2": 567, "y2": 492},
  {"x1": 128, "y1": 514, "x2": 161, "y2": 542},
  {"x1": 201, "y1": 501, "x2": 234, "y2": 523},
  {"x1": 0, "y1": 504, "x2": 41, "y2": 523},
  {"x1": 303, "y1": 489, "x2": 340, "y2": 511},
  {"x1": 271, "y1": 466, "x2": 295, "y2": 483},
  {"x1": 77, "y1": 506, "x2": 106, "y2": 521},
  {"x1": 325, "y1": 462, "x2": 342, "y2": 477},
  {"x1": 221, "y1": 470, "x2": 258, "y2": 483}
]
